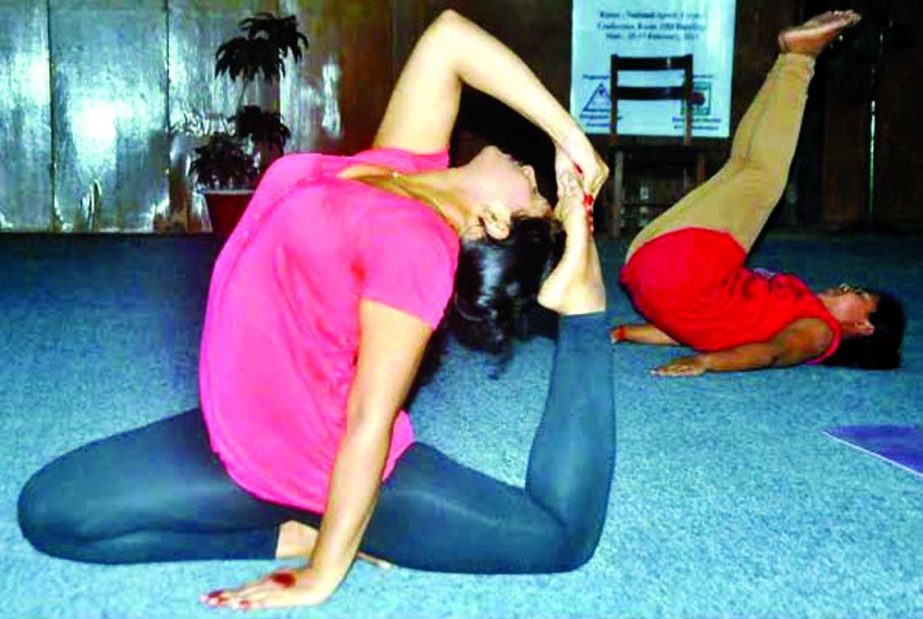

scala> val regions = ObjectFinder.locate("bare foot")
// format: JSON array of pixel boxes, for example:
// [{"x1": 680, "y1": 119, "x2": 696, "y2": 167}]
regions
[
  {"x1": 276, "y1": 521, "x2": 393, "y2": 569},
  {"x1": 778, "y1": 10, "x2": 861, "y2": 57},
  {"x1": 537, "y1": 173, "x2": 606, "y2": 315}
]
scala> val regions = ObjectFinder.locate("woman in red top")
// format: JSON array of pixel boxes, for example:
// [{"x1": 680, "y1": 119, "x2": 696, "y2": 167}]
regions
[
  {"x1": 19, "y1": 10, "x2": 614, "y2": 611},
  {"x1": 613, "y1": 11, "x2": 905, "y2": 376}
]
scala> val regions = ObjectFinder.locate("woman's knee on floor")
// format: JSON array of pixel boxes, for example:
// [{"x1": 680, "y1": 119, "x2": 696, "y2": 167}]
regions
[
  {"x1": 535, "y1": 520, "x2": 604, "y2": 573},
  {"x1": 18, "y1": 467, "x2": 108, "y2": 558}
]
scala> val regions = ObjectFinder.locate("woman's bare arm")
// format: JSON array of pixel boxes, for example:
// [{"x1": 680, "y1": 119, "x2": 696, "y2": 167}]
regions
[
  {"x1": 307, "y1": 301, "x2": 432, "y2": 592},
  {"x1": 653, "y1": 318, "x2": 833, "y2": 377},
  {"x1": 212, "y1": 301, "x2": 431, "y2": 609},
  {"x1": 373, "y1": 10, "x2": 581, "y2": 157}
]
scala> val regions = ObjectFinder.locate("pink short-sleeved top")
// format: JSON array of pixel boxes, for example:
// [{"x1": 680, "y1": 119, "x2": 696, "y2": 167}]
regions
[
  {"x1": 199, "y1": 147, "x2": 458, "y2": 513},
  {"x1": 620, "y1": 227, "x2": 841, "y2": 362}
]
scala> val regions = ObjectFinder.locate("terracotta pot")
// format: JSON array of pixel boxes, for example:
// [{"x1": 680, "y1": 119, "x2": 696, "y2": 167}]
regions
[{"x1": 203, "y1": 190, "x2": 254, "y2": 235}]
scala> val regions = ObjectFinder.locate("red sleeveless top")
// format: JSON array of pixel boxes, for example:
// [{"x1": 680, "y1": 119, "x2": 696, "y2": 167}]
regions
[{"x1": 620, "y1": 228, "x2": 841, "y2": 362}]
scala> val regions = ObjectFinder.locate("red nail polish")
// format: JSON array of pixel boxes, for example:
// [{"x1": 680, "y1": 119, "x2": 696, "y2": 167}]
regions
[
  {"x1": 270, "y1": 572, "x2": 297, "y2": 588},
  {"x1": 583, "y1": 193, "x2": 593, "y2": 206},
  {"x1": 575, "y1": 164, "x2": 584, "y2": 175},
  {"x1": 206, "y1": 590, "x2": 223, "y2": 599}
]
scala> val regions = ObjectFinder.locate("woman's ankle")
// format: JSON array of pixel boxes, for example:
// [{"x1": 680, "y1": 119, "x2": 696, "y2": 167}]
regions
[
  {"x1": 275, "y1": 520, "x2": 318, "y2": 559},
  {"x1": 537, "y1": 244, "x2": 605, "y2": 315}
]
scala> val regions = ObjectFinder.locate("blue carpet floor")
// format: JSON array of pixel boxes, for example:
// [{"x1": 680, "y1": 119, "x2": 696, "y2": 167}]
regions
[{"x1": 1, "y1": 232, "x2": 921, "y2": 618}]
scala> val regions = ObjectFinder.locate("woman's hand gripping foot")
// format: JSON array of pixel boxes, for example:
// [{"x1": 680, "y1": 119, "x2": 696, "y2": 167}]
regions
[{"x1": 537, "y1": 170, "x2": 606, "y2": 316}]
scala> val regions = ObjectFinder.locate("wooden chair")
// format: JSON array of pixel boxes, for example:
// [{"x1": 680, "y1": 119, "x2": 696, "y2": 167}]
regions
[{"x1": 608, "y1": 54, "x2": 707, "y2": 238}]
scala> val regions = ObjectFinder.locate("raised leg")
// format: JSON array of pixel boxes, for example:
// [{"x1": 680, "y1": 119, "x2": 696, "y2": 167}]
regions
[{"x1": 625, "y1": 10, "x2": 861, "y2": 259}]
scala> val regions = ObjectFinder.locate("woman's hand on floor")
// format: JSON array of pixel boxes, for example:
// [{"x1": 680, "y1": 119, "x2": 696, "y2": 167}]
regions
[
  {"x1": 201, "y1": 566, "x2": 340, "y2": 611},
  {"x1": 653, "y1": 355, "x2": 708, "y2": 377}
]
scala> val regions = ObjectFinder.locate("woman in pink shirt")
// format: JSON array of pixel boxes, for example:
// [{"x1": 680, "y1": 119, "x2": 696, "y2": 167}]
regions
[
  {"x1": 613, "y1": 11, "x2": 905, "y2": 376},
  {"x1": 19, "y1": 11, "x2": 615, "y2": 610}
]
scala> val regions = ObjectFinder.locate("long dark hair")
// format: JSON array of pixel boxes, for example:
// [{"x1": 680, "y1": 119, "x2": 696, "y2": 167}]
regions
[
  {"x1": 449, "y1": 215, "x2": 565, "y2": 354},
  {"x1": 822, "y1": 291, "x2": 906, "y2": 370},
  {"x1": 410, "y1": 215, "x2": 564, "y2": 388}
]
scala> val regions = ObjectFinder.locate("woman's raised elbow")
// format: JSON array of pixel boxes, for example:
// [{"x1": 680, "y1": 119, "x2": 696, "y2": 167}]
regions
[
  {"x1": 427, "y1": 9, "x2": 468, "y2": 41},
  {"x1": 433, "y1": 9, "x2": 463, "y2": 27}
]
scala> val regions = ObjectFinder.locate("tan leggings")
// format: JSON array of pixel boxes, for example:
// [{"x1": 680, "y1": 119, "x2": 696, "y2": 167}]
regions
[{"x1": 626, "y1": 54, "x2": 816, "y2": 262}]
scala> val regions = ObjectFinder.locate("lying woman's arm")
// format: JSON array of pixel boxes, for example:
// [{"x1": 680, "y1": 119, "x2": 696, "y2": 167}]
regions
[
  {"x1": 652, "y1": 317, "x2": 834, "y2": 377},
  {"x1": 373, "y1": 10, "x2": 585, "y2": 159},
  {"x1": 611, "y1": 323, "x2": 679, "y2": 346}
]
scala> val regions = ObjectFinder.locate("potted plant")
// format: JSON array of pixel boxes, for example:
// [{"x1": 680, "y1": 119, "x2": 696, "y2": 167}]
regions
[{"x1": 191, "y1": 12, "x2": 308, "y2": 235}]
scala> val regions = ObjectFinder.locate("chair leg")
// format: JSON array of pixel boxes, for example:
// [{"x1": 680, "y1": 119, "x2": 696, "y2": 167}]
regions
[{"x1": 610, "y1": 151, "x2": 625, "y2": 238}]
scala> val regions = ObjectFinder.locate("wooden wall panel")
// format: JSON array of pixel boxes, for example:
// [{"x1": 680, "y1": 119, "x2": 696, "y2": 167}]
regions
[
  {"x1": 873, "y1": 2, "x2": 923, "y2": 230},
  {"x1": 810, "y1": 0, "x2": 923, "y2": 230},
  {"x1": 820, "y1": 92, "x2": 869, "y2": 228},
  {"x1": 279, "y1": 0, "x2": 394, "y2": 155}
]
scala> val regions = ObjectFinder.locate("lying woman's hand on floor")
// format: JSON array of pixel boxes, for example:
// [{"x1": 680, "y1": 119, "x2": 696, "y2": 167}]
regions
[
  {"x1": 201, "y1": 566, "x2": 340, "y2": 611},
  {"x1": 653, "y1": 355, "x2": 708, "y2": 377}
]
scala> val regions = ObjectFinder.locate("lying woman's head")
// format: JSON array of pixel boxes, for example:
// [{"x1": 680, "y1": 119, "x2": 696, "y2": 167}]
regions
[{"x1": 819, "y1": 284, "x2": 906, "y2": 369}]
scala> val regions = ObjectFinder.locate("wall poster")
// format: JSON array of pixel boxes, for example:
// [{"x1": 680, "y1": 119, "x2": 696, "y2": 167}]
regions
[{"x1": 571, "y1": 0, "x2": 736, "y2": 137}]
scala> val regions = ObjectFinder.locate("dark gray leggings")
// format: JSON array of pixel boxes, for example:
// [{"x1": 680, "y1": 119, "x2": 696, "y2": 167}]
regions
[{"x1": 18, "y1": 313, "x2": 614, "y2": 574}]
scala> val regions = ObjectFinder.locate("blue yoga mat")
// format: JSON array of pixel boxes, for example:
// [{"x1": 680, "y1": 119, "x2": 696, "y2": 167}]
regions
[{"x1": 824, "y1": 425, "x2": 923, "y2": 479}]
